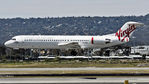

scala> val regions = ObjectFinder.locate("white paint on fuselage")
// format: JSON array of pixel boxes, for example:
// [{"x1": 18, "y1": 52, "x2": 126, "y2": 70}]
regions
[{"x1": 4, "y1": 35, "x2": 122, "y2": 49}]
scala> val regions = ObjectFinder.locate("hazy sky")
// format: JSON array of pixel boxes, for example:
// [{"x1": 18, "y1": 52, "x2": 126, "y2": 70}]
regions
[{"x1": 0, "y1": 0, "x2": 149, "y2": 18}]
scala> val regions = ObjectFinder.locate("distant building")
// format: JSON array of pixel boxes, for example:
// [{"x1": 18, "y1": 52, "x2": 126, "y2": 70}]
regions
[{"x1": 131, "y1": 46, "x2": 149, "y2": 55}]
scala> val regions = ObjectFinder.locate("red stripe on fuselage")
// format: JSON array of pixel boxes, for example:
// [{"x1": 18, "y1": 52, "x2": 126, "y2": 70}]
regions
[{"x1": 91, "y1": 37, "x2": 94, "y2": 44}]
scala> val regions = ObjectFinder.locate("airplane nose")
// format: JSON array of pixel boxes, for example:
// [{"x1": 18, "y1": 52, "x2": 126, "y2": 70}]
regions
[
  {"x1": 4, "y1": 41, "x2": 9, "y2": 46},
  {"x1": 4, "y1": 40, "x2": 14, "y2": 47}
]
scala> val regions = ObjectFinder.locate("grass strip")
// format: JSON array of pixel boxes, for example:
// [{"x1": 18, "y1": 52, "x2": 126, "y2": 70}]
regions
[{"x1": 0, "y1": 70, "x2": 149, "y2": 74}]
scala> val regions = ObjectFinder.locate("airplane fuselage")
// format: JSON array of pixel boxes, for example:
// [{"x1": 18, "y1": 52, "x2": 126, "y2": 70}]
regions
[{"x1": 5, "y1": 35, "x2": 122, "y2": 49}]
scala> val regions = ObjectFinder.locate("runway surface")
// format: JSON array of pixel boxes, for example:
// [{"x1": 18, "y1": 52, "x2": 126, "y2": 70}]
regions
[
  {"x1": 0, "y1": 67, "x2": 149, "y2": 71},
  {"x1": 0, "y1": 77, "x2": 149, "y2": 84}
]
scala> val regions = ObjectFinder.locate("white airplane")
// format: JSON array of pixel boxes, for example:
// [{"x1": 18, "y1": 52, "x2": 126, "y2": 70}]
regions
[{"x1": 4, "y1": 21, "x2": 144, "y2": 50}]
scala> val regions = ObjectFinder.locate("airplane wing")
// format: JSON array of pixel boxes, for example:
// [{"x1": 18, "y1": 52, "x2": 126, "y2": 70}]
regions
[{"x1": 58, "y1": 42, "x2": 81, "y2": 48}]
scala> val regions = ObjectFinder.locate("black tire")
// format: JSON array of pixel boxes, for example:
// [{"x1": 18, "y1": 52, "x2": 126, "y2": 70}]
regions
[{"x1": 71, "y1": 50, "x2": 77, "y2": 56}]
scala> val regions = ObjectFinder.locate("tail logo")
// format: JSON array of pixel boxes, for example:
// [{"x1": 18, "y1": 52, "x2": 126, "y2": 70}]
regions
[{"x1": 115, "y1": 25, "x2": 136, "y2": 42}]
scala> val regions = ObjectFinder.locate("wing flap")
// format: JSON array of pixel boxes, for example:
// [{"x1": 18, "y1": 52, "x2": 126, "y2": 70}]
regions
[{"x1": 58, "y1": 42, "x2": 81, "y2": 48}]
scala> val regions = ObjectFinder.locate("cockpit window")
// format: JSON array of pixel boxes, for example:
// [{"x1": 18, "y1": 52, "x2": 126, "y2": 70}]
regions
[{"x1": 12, "y1": 38, "x2": 16, "y2": 40}]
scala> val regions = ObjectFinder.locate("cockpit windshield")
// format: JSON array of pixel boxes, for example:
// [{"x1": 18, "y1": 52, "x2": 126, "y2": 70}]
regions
[{"x1": 11, "y1": 38, "x2": 16, "y2": 40}]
